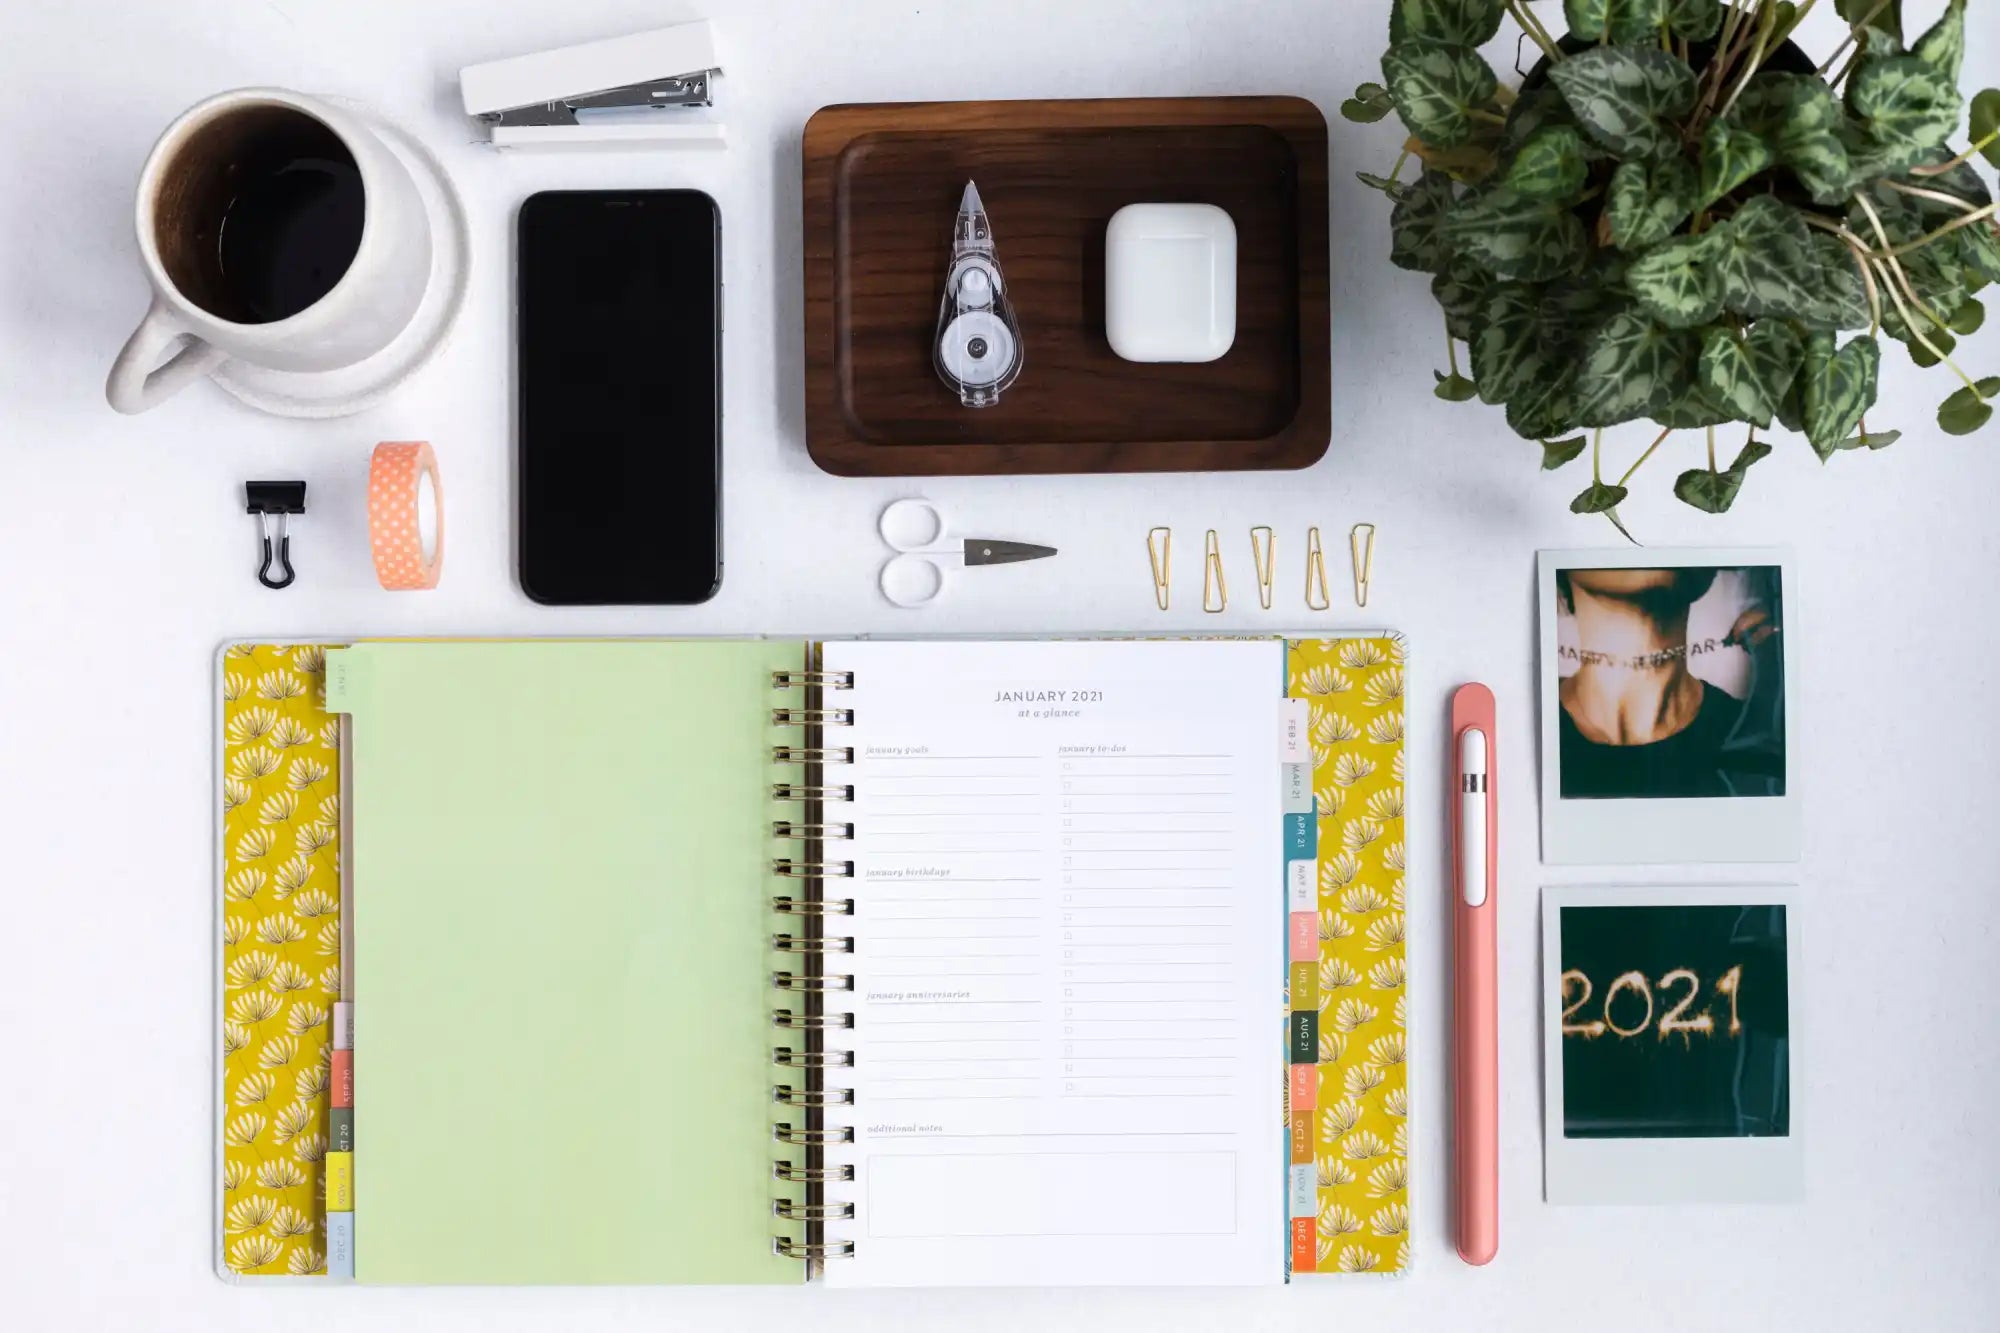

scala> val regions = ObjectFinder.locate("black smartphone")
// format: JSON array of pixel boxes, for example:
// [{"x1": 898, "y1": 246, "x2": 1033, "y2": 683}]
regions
[{"x1": 517, "y1": 190, "x2": 721, "y2": 604}]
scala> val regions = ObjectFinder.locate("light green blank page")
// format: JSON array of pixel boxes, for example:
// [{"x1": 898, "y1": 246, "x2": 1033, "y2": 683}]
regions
[{"x1": 326, "y1": 641, "x2": 802, "y2": 1285}]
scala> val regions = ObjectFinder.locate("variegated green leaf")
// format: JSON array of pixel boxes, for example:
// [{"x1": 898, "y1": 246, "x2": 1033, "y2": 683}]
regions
[
  {"x1": 1441, "y1": 187, "x2": 1590, "y2": 281},
  {"x1": 1697, "y1": 320, "x2": 1804, "y2": 427},
  {"x1": 1435, "y1": 370, "x2": 1481, "y2": 400},
  {"x1": 1812, "y1": 234, "x2": 1874, "y2": 331},
  {"x1": 1503, "y1": 86, "x2": 1579, "y2": 156},
  {"x1": 1472, "y1": 284, "x2": 1547, "y2": 404},
  {"x1": 1541, "y1": 435, "x2": 1589, "y2": 469},
  {"x1": 1563, "y1": 0, "x2": 1665, "y2": 44},
  {"x1": 1391, "y1": 170, "x2": 1457, "y2": 273},
  {"x1": 1505, "y1": 356, "x2": 1581, "y2": 439},
  {"x1": 1654, "y1": 381, "x2": 1736, "y2": 429},
  {"x1": 1674, "y1": 439, "x2": 1772, "y2": 513},
  {"x1": 1384, "y1": 40, "x2": 1500, "y2": 150},
  {"x1": 1844, "y1": 55, "x2": 1958, "y2": 174},
  {"x1": 1938, "y1": 378, "x2": 1999, "y2": 435},
  {"x1": 1541, "y1": 254, "x2": 1633, "y2": 338},
  {"x1": 1628, "y1": 232, "x2": 1725, "y2": 329},
  {"x1": 1729, "y1": 74, "x2": 1851, "y2": 204},
  {"x1": 1548, "y1": 45, "x2": 1697, "y2": 161},
  {"x1": 1664, "y1": 0, "x2": 1724, "y2": 40},
  {"x1": 1711, "y1": 196, "x2": 1821, "y2": 323},
  {"x1": 1341, "y1": 82, "x2": 1396, "y2": 123},
  {"x1": 1570, "y1": 481, "x2": 1629, "y2": 514},
  {"x1": 1432, "y1": 256, "x2": 1495, "y2": 340},
  {"x1": 1910, "y1": 0, "x2": 1964, "y2": 83},
  {"x1": 1799, "y1": 333, "x2": 1882, "y2": 457},
  {"x1": 1575, "y1": 310, "x2": 1700, "y2": 427},
  {"x1": 1947, "y1": 299, "x2": 1986, "y2": 336},
  {"x1": 1972, "y1": 89, "x2": 2000, "y2": 168},
  {"x1": 1502, "y1": 125, "x2": 1589, "y2": 201},
  {"x1": 1698, "y1": 118, "x2": 1775, "y2": 207},
  {"x1": 1391, "y1": 0, "x2": 1508, "y2": 45},
  {"x1": 1836, "y1": 0, "x2": 1902, "y2": 45},
  {"x1": 1605, "y1": 156, "x2": 1697, "y2": 251}
]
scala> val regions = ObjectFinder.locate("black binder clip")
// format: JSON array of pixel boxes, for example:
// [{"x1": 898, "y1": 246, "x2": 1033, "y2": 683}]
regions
[{"x1": 245, "y1": 481, "x2": 307, "y2": 590}]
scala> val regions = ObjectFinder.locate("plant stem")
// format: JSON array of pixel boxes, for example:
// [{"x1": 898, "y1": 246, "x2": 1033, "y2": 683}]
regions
[
  {"x1": 1447, "y1": 330, "x2": 1463, "y2": 378},
  {"x1": 1881, "y1": 203, "x2": 2000, "y2": 257},
  {"x1": 1881, "y1": 180, "x2": 1983, "y2": 213},
  {"x1": 1508, "y1": 0, "x2": 1563, "y2": 63},
  {"x1": 1816, "y1": 0, "x2": 1888, "y2": 75},
  {"x1": 1693, "y1": 0, "x2": 1768, "y2": 130},
  {"x1": 1468, "y1": 108, "x2": 1508, "y2": 127},
  {"x1": 1591, "y1": 428, "x2": 1603, "y2": 484},
  {"x1": 1912, "y1": 131, "x2": 2000, "y2": 177},
  {"x1": 1707, "y1": 426, "x2": 1718, "y2": 471},
  {"x1": 1840, "y1": 233, "x2": 1884, "y2": 335},
  {"x1": 1387, "y1": 147, "x2": 1413, "y2": 183},
  {"x1": 1874, "y1": 257, "x2": 1982, "y2": 393},
  {"x1": 1618, "y1": 427, "x2": 1674, "y2": 486},
  {"x1": 1716, "y1": 0, "x2": 1780, "y2": 121},
  {"x1": 1853, "y1": 193, "x2": 1957, "y2": 334}
]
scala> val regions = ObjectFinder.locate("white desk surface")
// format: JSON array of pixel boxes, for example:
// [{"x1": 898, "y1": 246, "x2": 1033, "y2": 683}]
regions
[{"x1": 3, "y1": 1, "x2": 1996, "y2": 1329}]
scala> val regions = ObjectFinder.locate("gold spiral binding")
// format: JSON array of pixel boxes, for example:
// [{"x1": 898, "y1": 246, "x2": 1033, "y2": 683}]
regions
[
  {"x1": 773, "y1": 935, "x2": 854, "y2": 954},
  {"x1": 772, "y1": 670, "x2": 854, "y2": 689},
  {"x1": 773, "y1": 896, "x2": 854, "y2": 916},
  {"x1": 773, "y1": 1047, "x2": 854, "y2": 1069},
  {"x1": 773, "y1": 822, "x2": 855, "y2": 842},
  {"x1": 772, "y1": 784, "x2": 854, "y2": 803},
  {"x1": 771, "y1": 708, "x2": 854, "y2": 726},
  {"x1": 774, "y1": 860, "x2": 854, "y2": 879},
  {"x1": 771, "y1": 649, "x2": 856, "y2": 1269},
  {"x1": 773, "y1": 747, "x2": 855, "y2": 765}
]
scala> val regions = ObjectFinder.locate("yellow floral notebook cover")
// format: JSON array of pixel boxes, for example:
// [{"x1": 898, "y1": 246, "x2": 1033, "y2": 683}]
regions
[
  {"x1": 1287, "y1": 635, "x2": 1408, "y2": 1277},
  {"x1": 218, "y1": 643, "x2": 344, "y2": 1277}
]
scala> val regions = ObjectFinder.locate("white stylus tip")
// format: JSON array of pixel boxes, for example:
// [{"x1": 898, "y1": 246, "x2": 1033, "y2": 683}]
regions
[{"x1": 1459, "y1": 727, "x2": 1487, "y2": 775}]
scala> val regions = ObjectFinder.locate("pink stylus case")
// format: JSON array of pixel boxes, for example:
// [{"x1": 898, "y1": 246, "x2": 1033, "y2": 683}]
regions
[{"x1": 1452, "y1": 682, "x2": 1499, "y2": 1265}]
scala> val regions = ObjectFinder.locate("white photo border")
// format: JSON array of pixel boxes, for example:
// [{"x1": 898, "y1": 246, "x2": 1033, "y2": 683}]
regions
[
  {"x1": 1537, "y1": 547, "x2": 1801, "y2": 865},
  {"x1": 1541, "y1": 884, "x2": 1804, "y2": 1206}
]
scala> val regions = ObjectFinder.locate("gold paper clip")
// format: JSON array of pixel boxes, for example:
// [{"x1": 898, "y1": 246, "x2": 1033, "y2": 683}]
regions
[
  {"x1": 1250, "y1": 526, "x2": 1274, "y2": 610},
  {"x1": 1146, "y1": 527, "x2": 1172, "y2": 611},
  {"x1": 1202, "y1": 529, "x2": 1226, "y2": 613},
  {"x1": 1350, "y1": 523, "x2": 1377, "y2": 607},
  {"x1": 1305, "y1": 526, "x2": 1330, "y2": 611}
]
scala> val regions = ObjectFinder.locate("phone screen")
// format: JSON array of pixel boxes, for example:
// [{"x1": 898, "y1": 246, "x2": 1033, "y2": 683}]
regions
[{"x1": 517, "y1": 190, "x2": 720, "y2": 604}]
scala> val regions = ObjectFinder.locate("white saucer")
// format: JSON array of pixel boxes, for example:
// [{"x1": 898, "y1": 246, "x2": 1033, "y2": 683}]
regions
[{"x1": 212, "y1": 102, "x2": 470, "y2": 419}]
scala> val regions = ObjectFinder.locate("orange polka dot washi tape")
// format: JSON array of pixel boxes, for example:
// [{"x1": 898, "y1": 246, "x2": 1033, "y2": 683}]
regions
[{"x1": 368, "y1": 441, "x2": 443, "y2": 590}]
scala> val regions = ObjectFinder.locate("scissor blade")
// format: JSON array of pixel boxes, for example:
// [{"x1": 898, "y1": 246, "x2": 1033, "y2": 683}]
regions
[{"x1": 964, "y1": 539, "x2": 1057, "y2": 567}]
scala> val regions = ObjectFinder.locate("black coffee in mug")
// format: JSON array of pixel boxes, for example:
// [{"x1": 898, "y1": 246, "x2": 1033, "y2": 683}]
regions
[{"x1": 153, "y1": 105, "x2": 364, "y2": 324}]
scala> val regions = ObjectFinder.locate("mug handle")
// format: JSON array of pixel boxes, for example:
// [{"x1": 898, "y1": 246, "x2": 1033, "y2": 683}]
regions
[{"x1": 106, "y1": 299, "x2": 228, "y2": 414}]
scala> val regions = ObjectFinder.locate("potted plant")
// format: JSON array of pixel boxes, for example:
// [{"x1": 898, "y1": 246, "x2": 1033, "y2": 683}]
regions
[{"x1": 1344, "y1": 0, "x2": 2000, "y2": 528}]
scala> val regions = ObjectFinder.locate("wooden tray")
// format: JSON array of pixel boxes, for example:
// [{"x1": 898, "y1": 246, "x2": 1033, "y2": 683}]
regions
[{"x1": 802, "y1": 97, "x2": 1330, "y2": 476}]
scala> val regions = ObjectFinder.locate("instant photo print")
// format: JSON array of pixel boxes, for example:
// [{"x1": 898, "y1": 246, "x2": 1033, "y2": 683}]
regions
[
  {"x1": 1541, "y1": 885, "x2": 1803, "y2": 1206},
  {"x1": 1538, "y1": 548, "x2": 1800, "y2": 864}
]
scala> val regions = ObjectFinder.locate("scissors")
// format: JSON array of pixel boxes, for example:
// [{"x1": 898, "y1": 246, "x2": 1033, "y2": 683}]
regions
[{"x1": 877, "y1": 498, "x2": 1056, "y2": 607}]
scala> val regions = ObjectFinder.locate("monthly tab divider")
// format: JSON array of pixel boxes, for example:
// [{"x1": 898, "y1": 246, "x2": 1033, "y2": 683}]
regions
[{"x1": 1282, "y1": 711, "x2": 1318, "y2": 1275}]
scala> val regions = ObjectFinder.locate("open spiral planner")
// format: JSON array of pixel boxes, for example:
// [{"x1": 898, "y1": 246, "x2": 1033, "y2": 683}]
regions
[{"x1": 215, "y1": 635, "x2": 1409, "y2": 1285}]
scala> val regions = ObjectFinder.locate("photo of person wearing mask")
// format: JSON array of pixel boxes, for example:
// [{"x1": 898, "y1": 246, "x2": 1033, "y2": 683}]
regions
[{"x1": 1555, "y1": 566, "x2": 1785, "y2": 800}]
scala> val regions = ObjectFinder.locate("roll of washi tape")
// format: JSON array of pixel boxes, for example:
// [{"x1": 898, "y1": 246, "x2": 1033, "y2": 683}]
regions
[{"x1": 368, "y1": 441, "x2": 443, "y2": 590}]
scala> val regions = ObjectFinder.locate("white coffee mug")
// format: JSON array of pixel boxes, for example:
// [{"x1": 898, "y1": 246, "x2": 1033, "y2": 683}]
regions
[{"x1": 106, "y1": 88, "x2": 432, "y2": 414}]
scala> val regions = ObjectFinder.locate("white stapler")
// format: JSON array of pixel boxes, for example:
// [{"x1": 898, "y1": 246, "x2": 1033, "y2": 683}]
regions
[{"x1": 459, "y1": 20, "x2": 725, "y2": 150}]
